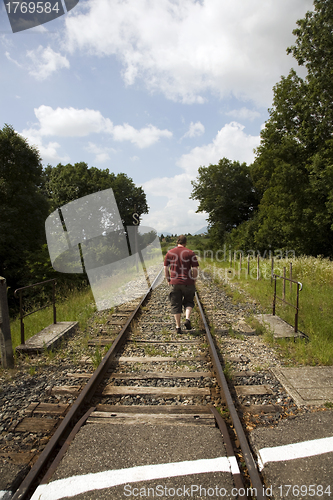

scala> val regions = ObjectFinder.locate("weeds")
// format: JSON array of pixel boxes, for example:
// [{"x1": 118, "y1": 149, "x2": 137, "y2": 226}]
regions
[{"x1": 202, "y1": 256, "x2": 333, "y2": 365}]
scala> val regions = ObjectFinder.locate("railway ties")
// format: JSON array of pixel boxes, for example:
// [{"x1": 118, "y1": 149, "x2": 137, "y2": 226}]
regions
[
  {"x1": 5, "y1": 268, "x2": 333, "y2": 500},
  {"x1": 12, "y1": 274, "x2": 262, "y2": 500}
]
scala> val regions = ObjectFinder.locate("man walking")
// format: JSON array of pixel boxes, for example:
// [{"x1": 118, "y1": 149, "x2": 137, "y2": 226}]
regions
[{"x1": 164, "y1": 235, "x2": 199, "y2": 333}]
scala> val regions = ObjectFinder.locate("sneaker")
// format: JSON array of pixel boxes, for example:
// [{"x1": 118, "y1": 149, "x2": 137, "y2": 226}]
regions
[
  {"x1": 184, "y1": 319, "x2": 192, "y2": 330},
  {"x1": 176, "y1": 327, "x2": 182, "y2": 334}
]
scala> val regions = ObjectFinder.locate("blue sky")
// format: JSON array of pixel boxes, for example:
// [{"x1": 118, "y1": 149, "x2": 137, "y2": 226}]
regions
[{"x1": 1, "y1": 0, "x2": 312, "y2": 235}]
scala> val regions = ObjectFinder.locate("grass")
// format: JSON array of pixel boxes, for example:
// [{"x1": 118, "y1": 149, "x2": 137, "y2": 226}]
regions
[
  {"x1": 10, "y1": 286, "x2": 96, "y2": 351},
  {"x1": 201, "y1": 255, "x2": 333, "y2": 366}
]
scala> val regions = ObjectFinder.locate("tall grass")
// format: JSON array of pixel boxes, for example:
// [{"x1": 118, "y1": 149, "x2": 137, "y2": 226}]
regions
[
  {"x1": 201, "y1": 255, "x2": 333, "y2": 366},
  {"x1": 10, "y1": 287, "x2": 96, "y2": 350}
]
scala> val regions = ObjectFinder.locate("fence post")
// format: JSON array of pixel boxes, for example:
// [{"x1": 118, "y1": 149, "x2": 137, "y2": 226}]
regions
[
  {"x1": 283, "y1": 267, "x2": 286, "y2": 300},
  {"x1": 0, "y1": 277, "x2": 14, "y2": 368},
  {"x1": 271, "y1": 257, "x2": 274, "y2": 284},
  {"x1": 247, "y1": 255, "x2": 250, "y2": 276},
  {"x1": 257, "y1": 254, "x2": 260, "y2": 280},
  {"x1": 290, "y1": 262, "x2": 292, "y2": 293}
]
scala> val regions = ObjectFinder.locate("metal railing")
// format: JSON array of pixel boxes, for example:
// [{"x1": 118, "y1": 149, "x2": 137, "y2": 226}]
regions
[
  {"x1": 14, "y1": 279, "x2": 57, "y2": 345},
  {"x1": 272, "y1": 273, "x2": 302, "y2": 333}
]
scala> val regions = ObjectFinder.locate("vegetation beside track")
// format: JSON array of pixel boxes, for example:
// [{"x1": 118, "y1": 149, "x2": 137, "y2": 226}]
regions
[
  {"x1": 162, "y1": 235, "x2": 333, "y2": 366},
  {"x1": 199, "y1": 256, "x2": 333, "y2": 367},
  {"x1": 8, "y1": 234, "x2": 333, "y2": 367},
  {"x1": 9, "y1": 286, "x2": 96, "y2": 353}
]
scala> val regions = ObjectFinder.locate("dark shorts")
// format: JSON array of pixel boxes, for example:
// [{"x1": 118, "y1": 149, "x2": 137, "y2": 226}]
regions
[{"x1": 168, "y1": 284, "x2": 196, "y2": 314}]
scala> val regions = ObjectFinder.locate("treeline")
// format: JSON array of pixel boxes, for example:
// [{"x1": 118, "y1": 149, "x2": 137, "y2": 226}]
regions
[
  {"x1": 0, "y1": 124, "x2": 148, "y2": 312},
  {"x1": 191, "y1": 0, "x2": 333, "y2": 258}
]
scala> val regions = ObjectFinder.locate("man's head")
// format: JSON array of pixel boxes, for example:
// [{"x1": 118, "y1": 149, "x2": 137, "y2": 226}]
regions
[{"x1": 177, "y1": 235, "x2": 187, "y2": 246}]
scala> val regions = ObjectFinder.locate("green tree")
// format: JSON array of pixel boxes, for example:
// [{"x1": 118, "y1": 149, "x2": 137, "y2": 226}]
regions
[
  {"x1": 0, "y1": 124, "x2": 49, "y2": 287},
  {"x1": 251, "y1": 0, "x2": 333, "y2": 256},
  {"x1": 42, "y1": 162, "x2": 149, "y2": 227},
  {"x1": 190, "y1": 158, "x2": 258, "y2": 247}
]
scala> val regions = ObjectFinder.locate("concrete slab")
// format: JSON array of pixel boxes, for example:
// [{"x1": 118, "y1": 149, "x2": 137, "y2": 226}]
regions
[
  {"x1": 255, "y1": 314, "x2": 302, "y2": 339},
  {"x1": 16, "y1": 321, "x2": 78, "y2": 354},
  {"x1": 249, "y1": 411, "x2": 333, "y2": 499},
  {"x1": 30, "y1": 422, "x2": 239, "y2": 500},
  {"x1": 272, "y1": 366, "x2": 333, "y2": 406}
]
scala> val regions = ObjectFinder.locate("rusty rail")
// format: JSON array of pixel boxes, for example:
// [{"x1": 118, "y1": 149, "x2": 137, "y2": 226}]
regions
[
  {"x1": 12, "y1": 269, "x2": 163, "y2": 500},
  {"x1": 272, "y1": 274, "x2": 302, "y2": 333},
  {"x1": 195, "y1": 291, "x2": 267, "y2": 500},
  {"x1": 14, "y1": 279, "x2": 57, "y2": 345}
]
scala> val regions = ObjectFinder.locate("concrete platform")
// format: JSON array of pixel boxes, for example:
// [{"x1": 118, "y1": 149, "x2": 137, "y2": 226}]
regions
[
  {"x1": 255, "y1": 314, "x2": 302, "y2": 339},
  {"x1": 249, "y1": 411, "x2": 333, "y2": 499},
  {"x1": 30, "y1": 422, "x2": 239, "y2": 500},
  {"x1": 16, "y1": 321, "x2": 78, "y2": 354},
  {"x1": 272, "y1": 366, "x2": 333, "y2": 407}
]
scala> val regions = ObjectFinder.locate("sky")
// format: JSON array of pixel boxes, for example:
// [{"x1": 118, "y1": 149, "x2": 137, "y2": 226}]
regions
[{"x1": 1, "y1": 0, "x2": 313, "y2": 235}]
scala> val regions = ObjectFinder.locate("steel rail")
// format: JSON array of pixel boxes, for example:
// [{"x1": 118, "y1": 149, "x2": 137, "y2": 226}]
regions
[
  {"x1": 12, "y1": 268, "x2": 163, "y2": 500},
  {"x1": 195, "y1": 291, "x2": 267, "y2": 500}
]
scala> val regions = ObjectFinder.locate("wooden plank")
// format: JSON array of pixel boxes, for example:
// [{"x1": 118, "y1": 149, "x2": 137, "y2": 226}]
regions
[
  {"x1": 32, "y1": 403, "x2": 69, "y2": 416},
  {"x1": 0, "y1": 451, "x2": 36, "y2": 465},
  {"x1": 102, "y1": 385, "x2": 211, "y2": 396},
  {"x1": 128, "y1": 340, "x2": 202, "y2": 344},
  {"x1": 51, "y1": 386, "x2": 81, "y2": 396},
  {"x1": 66, "y1": 372, "x2": 92, "y2": 379},
  {"x1": 88, "y1": 339, "x2": 114, "y2": 346},
  {"x1": 96, "y1": 404, "x2": 212, "y2": 414},
  {"x1": 241, "y1": 404, "x2": 282, "y2": 415},
  {"x1": 235, "y1": 385, "x2": 273, "y2": 396},
  {"x1": 14, "y1": 417, "x2": 58, "y2": 433},
  {"x1": 233, "y1": 371, "x2": 257, "y2": 377},
  {"x1": 109, "y1": 371, "x2": 213, "y2": 380},
  {"x1": 111, "y1": 356, "x2": 207, "y2": 363},
  {"x1": 87, "y1": 412, "x2": 215, "y2": 426}
]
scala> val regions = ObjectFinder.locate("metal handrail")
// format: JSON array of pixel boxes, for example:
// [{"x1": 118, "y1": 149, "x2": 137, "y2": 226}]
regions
[
  {"x1": 272, "y1": 274, "x2": 302, "y2": 333},
  {"x1": 14, "y1": 279, "x2": 57, "y2": 345}
]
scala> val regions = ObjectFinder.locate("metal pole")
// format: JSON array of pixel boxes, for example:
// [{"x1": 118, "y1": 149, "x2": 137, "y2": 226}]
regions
[
  {"x1": 257, "y1": 254, "x2": 260, "y2": 280},
  {"x1": 283, "y1": 267, "x2": 286, "y2": 300},
  {"x1": 0, "y1": 277, "x2": 14, "y2": 368},
  {"x1": 19, "y1": 289, "x2": 25, "y2": 345},
  {"x1": 295, "y1": 282, "x2": 300, "y2": 333},
  {"x1": 272, "y1": 276, "x2": 276, "y2": 316},
  {"x1": 53, "y1": 281, "x2": 57, "y2": 324}
]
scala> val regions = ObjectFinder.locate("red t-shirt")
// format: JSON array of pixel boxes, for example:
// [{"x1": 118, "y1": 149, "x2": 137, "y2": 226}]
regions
[{"x1": 164, "y1": 246, "x2": 199, "y2": 285}]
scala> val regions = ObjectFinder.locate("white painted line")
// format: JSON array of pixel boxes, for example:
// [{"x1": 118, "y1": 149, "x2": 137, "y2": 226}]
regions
[
  {"x1": 258, "y1": 435, "x2": 333, "y2": 470},
  {"x1": 228, "y1": 456, "x2": 241, "y2": 475},
  {"x1": 0, "y1": 491, "x2": 12, "y2": 500},
  {"x1": 31, "y1": 456, "x2": 234, "y2": 500}
]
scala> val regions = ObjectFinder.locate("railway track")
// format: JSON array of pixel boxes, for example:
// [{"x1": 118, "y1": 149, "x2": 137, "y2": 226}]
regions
[{"x1": 2, "y1": 267, "x2": 308, "y2": 500}]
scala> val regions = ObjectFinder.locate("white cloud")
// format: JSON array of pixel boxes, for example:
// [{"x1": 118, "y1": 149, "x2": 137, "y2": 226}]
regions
[
  {"x1": 178, "y1": 122, "x2": 260, "y2": 176},
  {"x1": 21, "y1": 128, "x2": 70, "y2": 164},
  {"x1": 34, "y1": 105, "x2": 113, "y2": 136},
  {"x1": 23, "y1": 105, "x2": 172, "y2": 148},
  {"x1": 141, "y1": 121, "x2": 259, "y2": 233},
  {"x1": 182, "y1": 121, "x2": 205, "y2": 139},
  {"x1": 26, "y1": 46, "x2": 70, "y2": 80},
  {"x1": 112, "y1": 123, "x2": 172, "y2": 148},
  {"x1": 5, "y1": 51, "x2": 23, "y2": 68},
  {"x1": 85, "y1": 142, "x2": 116, "y2": 163},
  {"x1": 225, "y1": 107, "x2": 261, "y2": 122},
  {"x1": 64, "y1": 0, "x2": 313, "y2": 106}
]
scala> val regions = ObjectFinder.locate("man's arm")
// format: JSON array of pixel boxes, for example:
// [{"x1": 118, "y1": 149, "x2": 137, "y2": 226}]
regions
[
  {"x1": 164, "y1": 265, "x2": 171, "y2": 284},
  {"x1": 191, "y1": 266, "x2": 198, "y2": 281}
]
